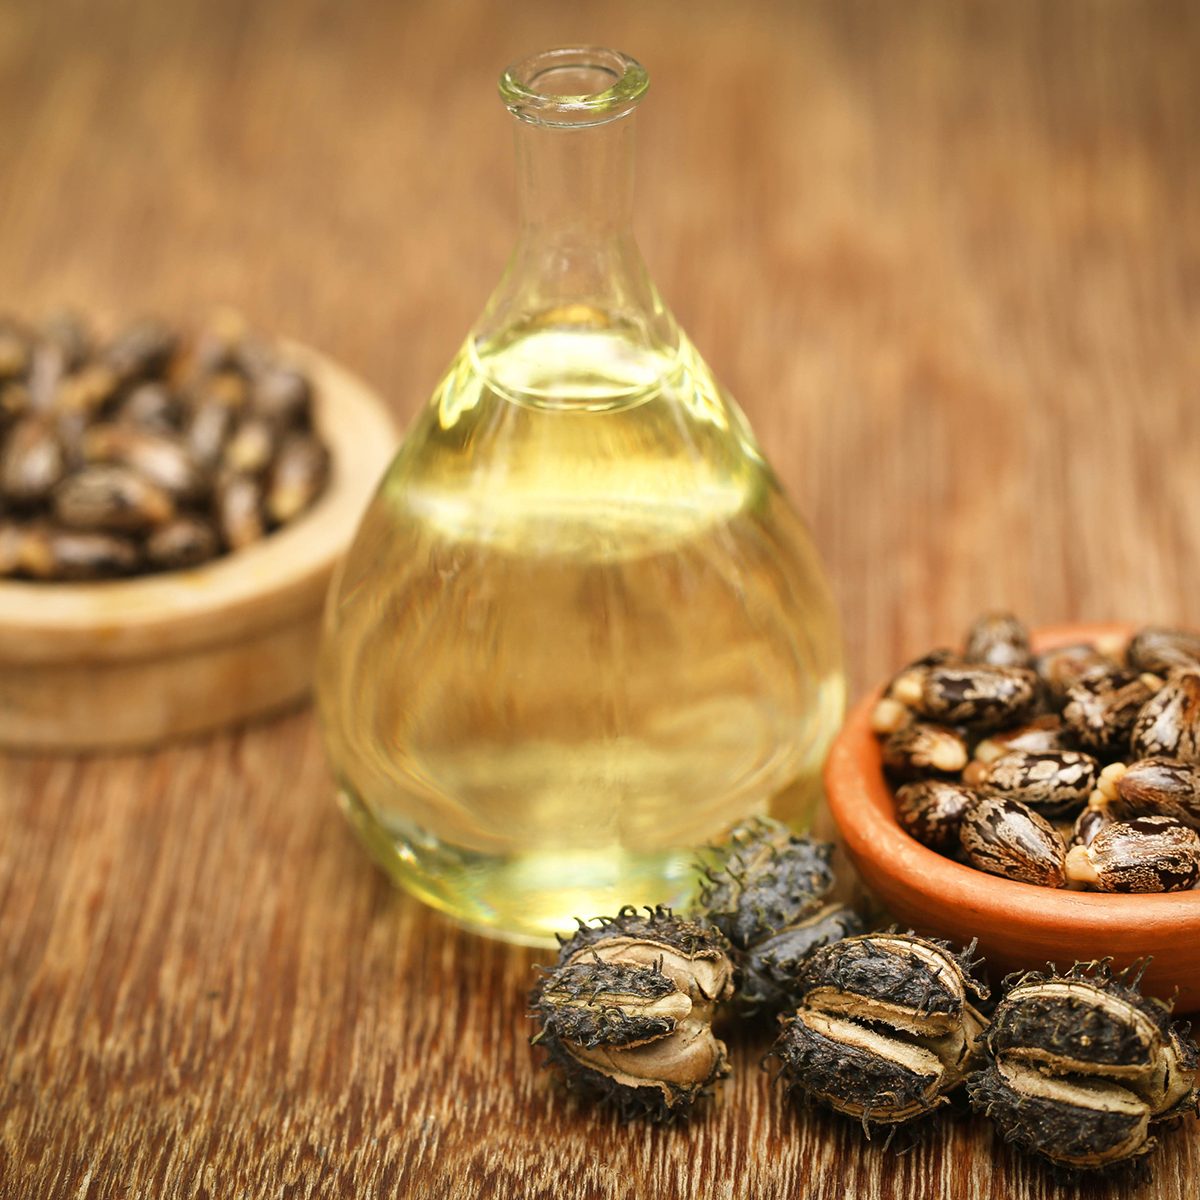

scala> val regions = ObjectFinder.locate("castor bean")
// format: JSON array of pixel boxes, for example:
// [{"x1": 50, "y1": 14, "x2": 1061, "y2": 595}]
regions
[
  {"x1": 1, "y1": 416, "x2": 65, "y2": 504},
  {"x1": 1127, "y1": 626, "x2": 1200, "y2": 676},
  {"x1": 1065, "y1": 816, "x2": 1200, "y2": 893},
  {"x1": 83, "y1": 424, "x2": 208, "y2": 504},
  {"x1": 53, "y1": 464, "x2": 174, "y2": 533},
  {"x1": 1131, "y1": 670, "x2": 1200, "y2": 763},
  {"x1": 892, "y1": 665, "x2": 1039, "y2": 732},
  {"x1": 894, "y1": 780, "x2": 979, "y2": 853},
  {"x1": 882, "y1": 722, "x2": 969, "y2": 780},
  {"x1": 973, "y1": 714, "x2": 1072, "y2": 765},
  {"x1": 977, "y1": 750, "x2": 1101, "y2": 819},
  {"x1": 266, "y1": 433, "x2": 329, "y2": 524},
  {"x1": 145, "y1": 516, "x2": 221, "y2": 571},
  {"x1": 959, "y1": 796, "x2": 1066, "y2": 886},
  {"x1": 1064, "y1": 669, "x2": 1162, "y2": 757},
  {"x1": 964, "y1": 611, "x2": 1033, "y2": 669}
]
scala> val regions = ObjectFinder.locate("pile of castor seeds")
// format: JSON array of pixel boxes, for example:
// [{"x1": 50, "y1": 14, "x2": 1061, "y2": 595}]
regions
[
  {"x1": 0, "y1": 311, "x2": 330, "y2": 580},
  {"x1": 874, "y1": 616, "x2": 1200, "y2": 892}
]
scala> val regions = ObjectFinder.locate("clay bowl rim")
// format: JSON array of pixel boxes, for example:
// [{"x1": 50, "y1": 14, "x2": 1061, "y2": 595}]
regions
[
  {"x1": 825, "y1": 620, "x2": 1200, "y2": 936},
  {"x1": 0, "y1": 342, "x2": 398, "y2": 663}
]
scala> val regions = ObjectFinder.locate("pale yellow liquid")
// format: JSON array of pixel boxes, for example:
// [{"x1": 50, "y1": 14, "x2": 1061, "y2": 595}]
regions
[{"x1": 317, "y1": 315, "x2": 844, "y2": 944}]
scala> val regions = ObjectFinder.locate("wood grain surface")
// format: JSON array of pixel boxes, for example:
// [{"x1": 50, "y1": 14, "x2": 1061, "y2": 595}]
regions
[{"x1": 2, "y1": 1, "x2": 1199, "y2": 1196}]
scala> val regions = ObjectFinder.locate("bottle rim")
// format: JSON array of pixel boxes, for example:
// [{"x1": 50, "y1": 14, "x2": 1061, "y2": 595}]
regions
[{"x1": 499, "y1": 47, "x2": 649, "y2": 128}]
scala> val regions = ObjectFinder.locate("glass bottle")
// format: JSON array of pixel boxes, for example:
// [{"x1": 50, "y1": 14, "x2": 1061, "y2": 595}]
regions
[{"x1": 317, "y1": 47, "x2": 845, "y2": 945}]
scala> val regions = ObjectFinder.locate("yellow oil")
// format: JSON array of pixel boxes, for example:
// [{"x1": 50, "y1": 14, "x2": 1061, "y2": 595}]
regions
[{"x1": 316, "y1": 312, "x2": 844, "y2": 944}]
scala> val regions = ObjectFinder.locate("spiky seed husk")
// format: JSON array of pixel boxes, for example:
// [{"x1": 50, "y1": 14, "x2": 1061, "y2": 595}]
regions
[
  {"x1": 881, "y1": 722, "x2": 969, "y2": 781},
  {"x1": 974, "y1": 715, "x2": 1071, "y2": 765}
]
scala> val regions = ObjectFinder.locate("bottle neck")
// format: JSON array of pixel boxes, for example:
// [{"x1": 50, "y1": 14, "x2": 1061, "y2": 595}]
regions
[{"x1": 474, "y1": 101, "x2": 675, "y2": 353}]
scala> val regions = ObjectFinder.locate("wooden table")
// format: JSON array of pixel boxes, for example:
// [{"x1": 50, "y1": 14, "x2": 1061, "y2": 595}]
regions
[{"x1": 3, "y1": 1, "x2": 1198, "y2": 1195}]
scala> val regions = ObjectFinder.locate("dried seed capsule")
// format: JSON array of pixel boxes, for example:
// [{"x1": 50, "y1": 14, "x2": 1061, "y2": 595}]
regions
[
  {"x1": 19, "y1": 526, "x2": 140, "y2": 580},
  {"x1": 739, "y1": 904, "x2": 864, "y2": 1014},
  {"x1": 892, "y1": 665, "x2": 1039, "y2": 732},
  {"x1": 103, "y1": 319, "x2": 176, "y2": 383},
  {"x1": 894, "y1": 780, "x2": 979, "y2": 853},
  {"x1": 223, "y1": 416, "x2": 277, "y2": 475},
  {"x1": 1070, "y1": 807, "x2": 1111, "y2": 849},
  {"x1": 978, "y1": 750, "x2": 1101, "y2": 819},
  {"x1": 253, "y1": 366, "x2": 313, "y2": 429},
  {"x1": 964, "y1": 612, "x2": 1033, "y2": 669},
  {"x1": 1063, "y1": 669, "x2": 1161, "y2": 757},
  {"x1": 882, "y1": 722, "x2": 969, "y2": 780},
  {"x1": 1127, "y1": 626, "x2": 1200, "y2": 676},
  {"x1": 83, "y1": 424, "x2": 207, "y2": 504},
  {"x1": 145, "y1": 516, "x2": 221, "y2": 571},
  {"x1": 215, "y1": 471, "x2": 266, "y2": 550},
  {"x1": 1036, "y1": 643, "x2": 1118, "y2": 707},
  {"x1": 116, "y1": 382, "x2": 184, "y2": 432},
  {"x1": 266, "y1": 433, "x2": 330, "y2": 524},
  {"x1": 1131, "y1": 670, "x2": 1200, "y2": 764},
  {"x1": 1065, "y1": 816, "x2": 1200, "y2": 893},
  {"x1": 1111, "y1": 757, "x2": 1200, "y2": 829},
  {"x1": 53, "y1": 465, "x2": 174, "y2": 533},
  {"x1": 973, "y1": 715, "x2": 1072, "y2": 765},
  {"x1": 0, "y1": 416, "x2": 65, "y2": 503},
  {"x1": 775, "y1": 933, "x2": 989, "y2": 1128},
  {"x1": 695, "y1": 819, "x2": 835, "y2": 950},
  {"x1": 968, "y1": 963, "x2": 1199, "y2": 1170},
  {"x1": 960, "y1": 796, "x2": 1066, "y2": 886},
  {"x1": 530, "y1": 906, "x2": 734, "y2": 1119}
]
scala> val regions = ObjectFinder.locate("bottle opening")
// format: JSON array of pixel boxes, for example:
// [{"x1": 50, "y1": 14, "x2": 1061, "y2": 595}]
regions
[{"x1": 500, "y1": 47, "x2": 648, "y2": 128}]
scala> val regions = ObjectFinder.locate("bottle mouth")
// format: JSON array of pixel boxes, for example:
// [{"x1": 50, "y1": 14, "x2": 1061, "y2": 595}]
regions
[{"x1": 500, "y1": 47, "x2": 648, "y2": 128}]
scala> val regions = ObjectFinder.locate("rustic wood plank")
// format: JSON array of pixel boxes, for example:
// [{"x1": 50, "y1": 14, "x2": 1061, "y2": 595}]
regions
[{"x1": 2, "y1": 0, "x2": 1199, "y2": 1196}]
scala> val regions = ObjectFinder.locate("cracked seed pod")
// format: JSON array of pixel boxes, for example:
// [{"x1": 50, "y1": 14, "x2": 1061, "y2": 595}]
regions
[
  {"x1": 881, "y1": 722, "x2": 969, "y2": 781},
  {"x1": 968, "y1": 962, "x2": 1199, "y2": 1170},
  {"x1": 1036, "y1": 643, "x2": 1118, "y2": 708},
  {"x1": 960, "y1": 795, "x2": 1066, "y2": 886},
  {"x1": 1064, "y1": 816, "x2": 1200, "y2": 893},
  {"x1": 974, "y1": 715, "x2": 1072, "y2": 766},
  {"x1": 1127, "y1": 627, "x2": 1200, "y2": 677},
  {"x1": 894, "y1": 780, "x2": 979, "y2": 853},
  {"x1": 892, "y1": 665, "x2": 1040, "y2": 733},
  {"x1": 964, "y1": 612, "x2": 1034, "y2": 669},
  {"x1": 1131, "y1": 670, "x2": 1200, "y2": 764},
  {"x1": 1063, "y1": 670, "x2": 1161, "y2": 757},
  {"x1": 530, "y1": 906, "x2": 734, "y2": 1119},
  {"x1": 694, "y1": 818, "x2": 835, "y2": 950},
  {"x1": 774, "y1": 933, "x2": 989, "y2": 1130},
  {"x1": 1101, "y1": 757, "x2": 1200, "y2": 830},
  {"x1": 977, "y1": 750, "x2": 1100, "y2": 820}
]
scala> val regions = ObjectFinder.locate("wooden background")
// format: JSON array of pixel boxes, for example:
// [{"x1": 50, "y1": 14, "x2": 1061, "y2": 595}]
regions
[{"x1": 2, "y1": 0, "x2": 1199, "y2": 1195}]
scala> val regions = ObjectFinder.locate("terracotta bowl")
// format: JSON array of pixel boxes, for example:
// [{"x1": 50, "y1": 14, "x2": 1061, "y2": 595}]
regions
[
  {"x1": 0, "y1": 343, "x2": 397, "y2": 751},
  {"x1": 825, "y1": 621, "x2": 1200, "y2": 1013}
]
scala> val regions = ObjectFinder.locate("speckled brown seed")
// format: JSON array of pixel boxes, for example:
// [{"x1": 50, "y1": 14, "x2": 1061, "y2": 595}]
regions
[
  {"x1": 1131, "y1": 671, "x2": 1200, "y2": 764},
  {"x1": 1063, "y1": 669, "x2": 1160, "y2": 756},
  {"x1": 881, "y1": 722, "x2": 969, "y2": 781},
  {"x1": 893, "y1": 665, "x2": 1040, "y2": 732},
  {"x1": 960, "y1": 796, "x2": 1067, "y2": 887},
  {"x1": 973, "y1": 715, "x2": 1072, "y2": 766},
  {"x1": 1065, "y1": 816, "x2": 1200, "y2": 893},
  {"x1": 1127, "y1": 627, "x2": 1200, "y2": 676},
  {"x1": 978, "y1": 750, "x2": 1101, "y2": 819},
  {"x1": 894, "y1": 780, "x2": 980, "y2": 853},
  {"x1": 1109, "y1": 758, "x2": 1200, "y2": 830},
  {"x1": 964, "y1": 612, "x2": 1034, "y2": 669},
  {"x1": 1035, "y1": 643, "x2": 1117, "y2": 707}
]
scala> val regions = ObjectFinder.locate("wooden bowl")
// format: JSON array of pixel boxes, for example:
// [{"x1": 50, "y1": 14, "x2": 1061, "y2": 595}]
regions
[
  {"x1": 825, "y1": 621, "x2": 1200, "y2": 1012},
  {"x1": 0, "y1": 344, "x2": 397, "y2": 751}
]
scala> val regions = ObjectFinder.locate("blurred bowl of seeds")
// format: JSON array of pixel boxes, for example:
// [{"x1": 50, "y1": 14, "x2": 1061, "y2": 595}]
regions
[
  {"x1": 824, "y1": 622, "x2": 1200, "y2": 1012},
  {"x1": 0, "y1": 318, "x2": 396, "y2": 750}
]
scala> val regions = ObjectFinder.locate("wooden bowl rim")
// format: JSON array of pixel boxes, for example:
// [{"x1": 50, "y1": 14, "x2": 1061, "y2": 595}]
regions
[
  {"x1": 825, "y1": 621, "x2": 1200, "y2": 930},
  {"x1": 0, "y1": 343, "x2": 398, "y2": 663}
]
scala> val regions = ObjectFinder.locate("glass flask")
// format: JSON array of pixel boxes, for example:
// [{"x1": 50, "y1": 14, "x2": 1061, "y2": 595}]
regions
[{"x1": 317, "y1": 47, "x2": 845, "y2": 945}]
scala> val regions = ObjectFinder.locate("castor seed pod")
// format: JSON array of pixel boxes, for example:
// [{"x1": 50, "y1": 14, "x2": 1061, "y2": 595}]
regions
[
  {"x1": 1070, "y1": 807, "x2": 1110, "y2": 849},
  {"x1": 881, "y1": 722, "x2": 969, "y2": 781},
  {"x1": 738, "y1": 904, "x2": 864, "y2": 1014},
  {"x1": 1131, "y1": 670, "x2": 1200, "y2": 764},
  {"x1": 83, "y1": 424, "x2": 208, "y2": 504},
  {"x1": 775, "y1": 933, "x2": 989, "y2": 1129},
  {"x1": 1110, "y1": 757, "x2": 1200, "y2": 829},
  {"x1": 1127, "y1": 626, "x2": 1200, "y2": 676},
  {"x1": 19, "y1": 525, "x2": 140, "y2": 580},
  {"x1": 894, "y1": 780, "x2": 979, "y2": 853},
  {"x1": 215, "y1": 471, "x2": 266, "y2": 550},
  {"x1": 145, "y1": 516, "x2": 221, "y2": 571},
  {"x1": 53, "y1": 465, "x2": 174, "y2": 533},
  {"x1": 1065, "y1": 816, "x2": 1200, "y2": 893},
  {"x1": 960, "y1": 796, "x2": 1066, "y2": 886},
  {"x1": 530, "y1": 906, "x2": 734, "y2": 1119},
  {"x1": 978, "y1": 750, "x2": 1101, "y2": 819},
  {"x1": 964, "y1": 612, "x2": 1033, "y2": 669},
  {"x1": 969, "y1": 962, "x2": 1198, "y2": 1169},
  {"x1": 1036, "y1": 643, "x2": 1118, "y2": 707},
  {"x1": 0, "y1": 416, "x2": 65, "y2": 503},
  {"x1": 974, "y1": 714, "x2": 1072, "y2": 765},
  {"x1": 892, "y1": 665, "x2": 1039, "y2": 732},
  {"x1": 694, "y1": 819, "x2": 834, "y2": 950},
  {"x1": 1064, "y1": 670, "x2": 1161, "y2": 757}
]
